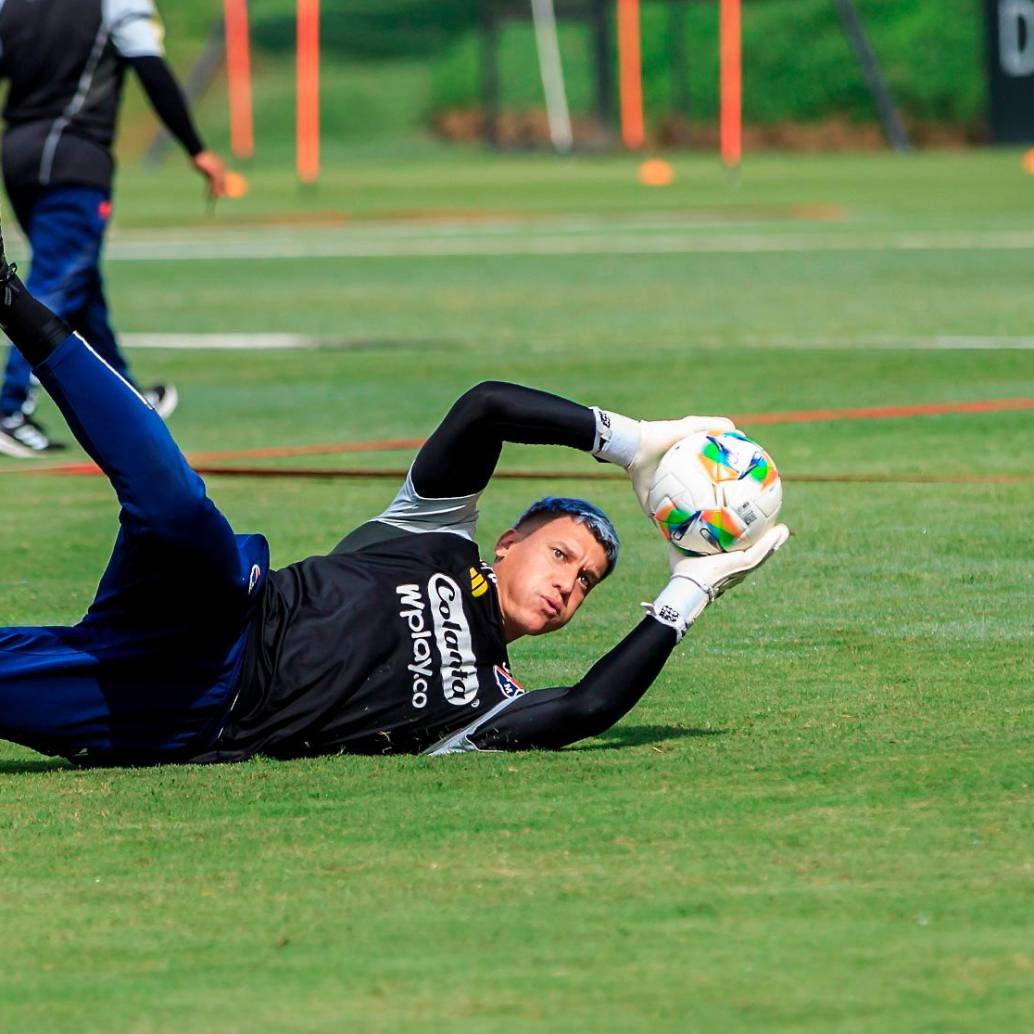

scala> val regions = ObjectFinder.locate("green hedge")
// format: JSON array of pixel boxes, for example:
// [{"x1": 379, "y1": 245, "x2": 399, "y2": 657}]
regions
[
  {"x1": 429, "y1": 0, "x2": 986, "y2": 126},
  {"x1": 152, "y1": 0, "x2": 987, "y2": 144}
]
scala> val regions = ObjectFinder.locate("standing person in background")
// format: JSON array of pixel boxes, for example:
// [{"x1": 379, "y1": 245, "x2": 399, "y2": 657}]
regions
[{"x1": 0, "y1": 0, "x2": 228, "y2": 458}]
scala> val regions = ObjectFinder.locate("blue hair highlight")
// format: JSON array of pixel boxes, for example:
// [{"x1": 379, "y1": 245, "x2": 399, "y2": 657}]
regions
[{"x1": 514, "y1": 496, "x2": 620, "y2": 578}]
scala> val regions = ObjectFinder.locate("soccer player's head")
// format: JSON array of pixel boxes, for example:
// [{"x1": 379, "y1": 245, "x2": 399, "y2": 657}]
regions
[{"x1": 493, "y1": 497, "x2": 620, "y2": 642}]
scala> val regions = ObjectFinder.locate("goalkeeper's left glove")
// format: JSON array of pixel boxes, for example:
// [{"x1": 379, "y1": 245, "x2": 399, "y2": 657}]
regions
[
  {"x1": 591, "y1": 408, "x2": 736, "y2": 516},
  {"x1": 644, "y1": 524, "x2": 790, "y2": 641}
]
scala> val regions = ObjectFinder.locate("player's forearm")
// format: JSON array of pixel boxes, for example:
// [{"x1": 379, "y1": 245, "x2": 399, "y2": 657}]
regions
[
  {"x1": 469, "y1": 617, "x2": 678, "y2": 751},
  {"x1": 129, "y1": 56, "x2": 205, "y2": 157},
  {"x1": 411, "y1": 381, "x2": 596, "y2": 497}
]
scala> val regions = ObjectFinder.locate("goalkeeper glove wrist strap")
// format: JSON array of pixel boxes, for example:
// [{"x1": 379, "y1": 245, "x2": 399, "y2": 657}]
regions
[
  {"x1": 642, "y1": 576, "x2": 710, "y2": 642},
  {"x1": 591, "y1": 407, "x2": 641, "y2": 469}
]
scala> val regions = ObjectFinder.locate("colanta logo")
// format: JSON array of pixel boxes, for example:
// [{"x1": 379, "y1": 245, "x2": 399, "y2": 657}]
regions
[
  {"x1": 428, "y1": 573, "x2": 479, "y2": 706},
  {"x1": 396, "y1": 575, "x2": 480, "y2": 709}
]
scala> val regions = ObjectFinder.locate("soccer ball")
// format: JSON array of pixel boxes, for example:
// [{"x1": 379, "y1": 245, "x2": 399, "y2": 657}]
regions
[{"x1": 648, "y1": 430, "x2": 782, "y2": 556}]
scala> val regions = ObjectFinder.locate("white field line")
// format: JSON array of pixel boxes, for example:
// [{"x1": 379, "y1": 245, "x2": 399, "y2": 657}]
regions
[
  {"x1": 5, "y1": 210, "x2": 1033, "y2": 260},
  {"x1": 123, "y1": 333, "x2": 321, "y2": 350},
  {"x1": 97, "y1": 229, "x2": 1034, "y2": 261},
  {"x1": 745, "y1": 334, "x2": 1034, "y2": 350},
  {"x1": 121, "y1": 332, "x2": 1034, "y2": 351},
  {"x1": 98, "y1": 231, "x2": 1034, "y2": 262}
]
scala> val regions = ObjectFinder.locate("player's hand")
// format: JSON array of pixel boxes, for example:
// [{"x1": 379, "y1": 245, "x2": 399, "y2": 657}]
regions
[
  {"x1": 192, "y1": 150, "x2": 228, "y2": 199},
  {"x1": 628, "y1": 415, "x2": 735, "y2": 514},
  {"x1": 669, "y1": 523, "x2": 790, "y2": 600}
]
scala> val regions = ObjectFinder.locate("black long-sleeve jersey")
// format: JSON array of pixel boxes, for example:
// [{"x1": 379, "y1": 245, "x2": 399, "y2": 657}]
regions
[
  {"x1": 0, "y1": 0, "x2": 203, "y2": 190},
  {"x1": 209, "y1": 382, "x2": 677, "y2": 760}
]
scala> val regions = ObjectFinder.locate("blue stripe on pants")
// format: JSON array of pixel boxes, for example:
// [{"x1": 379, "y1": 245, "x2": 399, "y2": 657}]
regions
[{"x1": 0, "y1": 335, "x2": 268, "y2": 763}]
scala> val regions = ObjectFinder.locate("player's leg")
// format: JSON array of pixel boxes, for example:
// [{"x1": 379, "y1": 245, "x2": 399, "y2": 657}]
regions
[
  {"x1": 22, "y1": 186, "x2": 130, "y2": 377},
  {"x1": 0, "y1": 212, "x2": 262, "y2": 615},
  {"x1": 0, "y1": 222, "x2": 267, "y2": 762},
  {"x1": 0, "y1": 186, "x2": 129, "y2": 454},
  {"x1": 73, "y1": 269, "x2": 178, "y2": 420}
]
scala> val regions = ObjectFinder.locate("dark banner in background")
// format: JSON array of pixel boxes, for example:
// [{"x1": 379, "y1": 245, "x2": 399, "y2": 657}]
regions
[{"x1": 987, "y1": 0, "x2": 1034, "y2": 142}]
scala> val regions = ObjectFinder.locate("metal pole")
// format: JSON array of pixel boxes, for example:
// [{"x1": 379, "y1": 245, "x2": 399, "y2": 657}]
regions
[
  {"x1": 832, "y1": 0, "x2": 912, "y2": 152},
  {"x1": 530, "y1": 0, "x2": 574, "y2": 152},
  {"x1": 480, "y1": 1, "x2": 500, "y2": 149},
  {"x1": 591, "y1": 0, "x2": 614, "y2": 136},
  {"x1": 669, "y1": 0, "x2": 690, "y2": 118}
]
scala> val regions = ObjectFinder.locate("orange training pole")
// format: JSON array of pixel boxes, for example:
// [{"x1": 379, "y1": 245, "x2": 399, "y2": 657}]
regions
[
  {"x1": 617, "y1": 0, "x2": 644, "y2": 150},
  {"x1": 296, "y1": 0, "x2": 320, "y2": 183},
  {"x1": 720, "y1": 0, "x2": 742, "y2": 168},
  {"x1": 224, "y1": 0, "x2": 254, "y2": 160}
]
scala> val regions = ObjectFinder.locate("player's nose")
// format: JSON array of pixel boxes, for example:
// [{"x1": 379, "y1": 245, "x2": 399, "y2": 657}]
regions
[{"x1": 552, "y1": 568, "x2": 576, "y2": 599}]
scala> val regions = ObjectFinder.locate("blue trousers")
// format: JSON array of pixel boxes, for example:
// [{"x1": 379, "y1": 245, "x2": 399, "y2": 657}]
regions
[
  {"x1": 0, "y1": 335, "x2": 268, "y2": 764},
  {"x1": 0, "y1": 185, "x2": 131, "y2": 417}
]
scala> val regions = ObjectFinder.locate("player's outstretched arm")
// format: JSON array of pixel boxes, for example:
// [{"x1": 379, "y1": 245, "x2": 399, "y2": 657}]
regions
[
  {"x1": 410, "y1": 381, "x2": 596, "y2": 498},
  {"x1": 410, "y1": 380, "x2": 734, "y2": 502},
  {"x1": 453, "y1": 524, "x2": 789, "y2": 752},
  {"x1": 129, "y1": 57, "x2": 227, "y2": 198}
]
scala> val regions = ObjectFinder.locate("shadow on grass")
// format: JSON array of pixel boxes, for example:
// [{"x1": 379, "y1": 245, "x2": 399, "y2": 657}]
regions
[
  {"x1": 0, "y1": 758, "x2": 73, "y2": 775},
  {"x1": 573, "y1": 724, "x2": 727, "y2": 752}
]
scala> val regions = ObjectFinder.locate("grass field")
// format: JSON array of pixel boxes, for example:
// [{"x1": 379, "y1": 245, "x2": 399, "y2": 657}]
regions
[{"x1": 1, "y1": 150, "x2": 1033, "y2": 1031}]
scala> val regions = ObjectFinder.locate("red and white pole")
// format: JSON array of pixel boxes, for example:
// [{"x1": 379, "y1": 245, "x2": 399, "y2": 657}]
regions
[
  {"x1": 296, "y1": 0, "x2": 320, "y2": 184},
  {"x1": 224, "y1": 0, "x2": 254, "y2": 160},
  {"x1": 617, "y1": 0, "x2": 644, "y2": 150},
  {"x1": 720, "y1": 0, "x2": 742, "y2": 168}
]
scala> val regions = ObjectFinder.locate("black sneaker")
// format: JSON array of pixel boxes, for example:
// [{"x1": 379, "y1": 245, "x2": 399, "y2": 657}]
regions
[
  {"x1": 142, "y1": 383, "x2": 178, "y2": 419},
  {"x1": 0, "y1": 412, "x2": 65, "y2": 458}
]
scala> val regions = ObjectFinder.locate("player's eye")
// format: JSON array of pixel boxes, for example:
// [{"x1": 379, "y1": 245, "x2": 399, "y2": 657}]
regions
[
  {"x1": 553, "y1": 547, "x2": 566, "y2": 561},
  {"x1": 578, "y1": 574, "x2": 592, "y2": 590}
]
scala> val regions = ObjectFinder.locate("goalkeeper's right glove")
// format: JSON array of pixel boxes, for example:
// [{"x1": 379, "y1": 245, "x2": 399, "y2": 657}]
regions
[
  {"x1": 591, "y1": 408, "x2": 736, "y2": 516},
  {"x1": 644, "y1": 524, "x2": 790, "y2": 641}
]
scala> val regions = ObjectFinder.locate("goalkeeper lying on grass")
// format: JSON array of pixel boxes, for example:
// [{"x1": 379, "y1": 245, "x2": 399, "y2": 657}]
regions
[{"x1": 0, "y1": 220, "x2": 788, "y2": 766}]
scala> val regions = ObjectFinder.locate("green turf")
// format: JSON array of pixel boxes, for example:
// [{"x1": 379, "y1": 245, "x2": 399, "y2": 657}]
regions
[{"x1": 1, "y1": 151, "x2": 1032, "y2": 1031}]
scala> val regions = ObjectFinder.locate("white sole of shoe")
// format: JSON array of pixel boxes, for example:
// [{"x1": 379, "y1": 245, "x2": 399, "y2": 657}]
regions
[
  {"x1": 0, "y1": 430, "x2": 40, "y2": 459},
  {"x1": 153, "y1": 384, "x2": 178, "y2": 420}
]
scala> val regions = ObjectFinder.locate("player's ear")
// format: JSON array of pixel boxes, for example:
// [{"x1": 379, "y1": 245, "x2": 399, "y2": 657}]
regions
[{"x1": 494, "y1": 527, "x2": 521, "y2": 562}]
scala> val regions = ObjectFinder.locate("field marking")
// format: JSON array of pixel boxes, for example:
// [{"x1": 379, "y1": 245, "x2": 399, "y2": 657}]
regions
[
  {"x1": 120, "y1": 332, "x2": 1034, "y2": 352},
  {"x1": 124, "y1": 333, "x2": 321, "y2": 350},
  {"x1": 80, "y1": 226, "x2": 1034, "y2": 262},
  {"x1": 19, "y1": 463, "x2": 1034, "y2": 484},
  {"x1": 10, "y1": 397, "x2": 1032, "y2": 480},
  {"x1": 737, "y1": 397, "x2": 1034, "y2": 425}
]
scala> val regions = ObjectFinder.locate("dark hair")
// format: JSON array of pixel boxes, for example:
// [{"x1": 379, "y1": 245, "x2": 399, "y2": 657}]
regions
[{"x1": 514, "y1": 497, "x2": 620, "y2": 578}]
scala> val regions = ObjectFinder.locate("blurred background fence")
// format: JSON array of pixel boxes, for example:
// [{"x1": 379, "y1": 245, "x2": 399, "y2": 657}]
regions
[{"x1": 137, "y1": 1, "x2": 997, "y2": 164}]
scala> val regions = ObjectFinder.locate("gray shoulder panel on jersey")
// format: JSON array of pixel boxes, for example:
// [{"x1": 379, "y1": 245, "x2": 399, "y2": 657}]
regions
[
  {"x1": 375, "y1": 467, "x2": 480, "y2": 542},
  {"x1": 104, "y1": 0, "x2": 164, "y2": 57},
  {"x1": 421, "y1": 697, "x2": 521, "y2": 756}
]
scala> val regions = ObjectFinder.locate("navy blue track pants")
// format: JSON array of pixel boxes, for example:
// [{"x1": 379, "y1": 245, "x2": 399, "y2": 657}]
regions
[
  {"x1": 0, "y1": 335, "x2": 268, "y2": 764},
  {"x1": 0, "y1": 185, "x2": 130, "y2": 417}
]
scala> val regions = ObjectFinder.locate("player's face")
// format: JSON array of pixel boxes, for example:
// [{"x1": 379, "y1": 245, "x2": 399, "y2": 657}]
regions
[{"x1": 493, "y1": 515, "x2": 608, "y2": 642}]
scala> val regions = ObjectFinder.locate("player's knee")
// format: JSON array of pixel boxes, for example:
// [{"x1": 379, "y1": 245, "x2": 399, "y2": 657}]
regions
[{"x1": 128, "y1": 469, "x2": 211, "y2": 543}]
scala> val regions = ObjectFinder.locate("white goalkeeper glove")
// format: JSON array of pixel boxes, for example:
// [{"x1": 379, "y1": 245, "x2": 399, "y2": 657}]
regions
[
  {"x1": 644, "y1": 524, "x2": 790, "y2": 640},
  {"x1": 591, "y1": 408, "x2": 736, "y2": 515}
]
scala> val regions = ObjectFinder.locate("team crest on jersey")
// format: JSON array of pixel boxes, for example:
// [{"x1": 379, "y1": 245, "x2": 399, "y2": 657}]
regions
[{"x1": 494, "y1": 665, "x2": 525, "y2": 699}]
